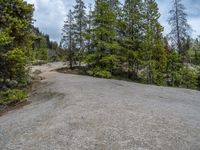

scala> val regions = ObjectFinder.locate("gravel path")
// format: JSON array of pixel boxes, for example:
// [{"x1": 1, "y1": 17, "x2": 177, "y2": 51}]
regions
[{"x1": 1, "y1": 62, "x2": 200, "y2": 150}]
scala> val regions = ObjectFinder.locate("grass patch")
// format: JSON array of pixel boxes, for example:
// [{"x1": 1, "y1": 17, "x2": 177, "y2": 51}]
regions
[{"x1": 87, "y1": 67, "x2": 112, "y2": 79}]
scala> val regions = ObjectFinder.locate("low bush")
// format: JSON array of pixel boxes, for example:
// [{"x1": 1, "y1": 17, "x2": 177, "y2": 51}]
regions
[
  {"x1": 179, "y1": 66, "x2": 198, "y2": 89},
  {"x1": 87, "y1": 67, "x2": 112, "y2": 79},
  {"x1": 0, "y1": 89, "x2": 28, "y2": 105},
  {"x1": 5, "y1": 48, "x2": 28, "y2": 84}
]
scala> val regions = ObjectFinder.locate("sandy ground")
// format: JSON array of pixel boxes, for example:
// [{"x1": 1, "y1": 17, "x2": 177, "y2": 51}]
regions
[{"x1": 0, "y1": 62, "x2": 200, "y2": 150}]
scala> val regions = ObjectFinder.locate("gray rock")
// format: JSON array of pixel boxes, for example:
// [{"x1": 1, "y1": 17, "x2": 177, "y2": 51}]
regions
[{"x1": 33, "y1": 69, "x2": 42, "y2": 75}]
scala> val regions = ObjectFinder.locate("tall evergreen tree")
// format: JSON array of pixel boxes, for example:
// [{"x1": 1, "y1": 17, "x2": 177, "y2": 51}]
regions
[
  {"x1": 85, "y1": 3, "x2": 93, "y2": 52},
  {"x1": 73, "y1": 0, "x2": 87, "y2": 65},
  {"x1": 142, "y1": 0, "x2": 167, "y2": 85},
  {"x1": 122, "y1": 0, "x2": 143, "y2": 79},
  {"x1": 166, "y1": 51, "x2": 183, "y2": 86},
  {"x1": 168, "y1": 0, "x2": 191, "y2": 55},
  {"x1": 108, "y1": 0, "x2": 121, "y2": 13},
  {"x1": 0, "y1": 0, "x2": 34, "y2": 84},
  {"x1": 61, "y1": 10, "x2": 75, "y2": 69},
  {"x1": 86, "y1": 0, "x2": 120, "y2": 77}
]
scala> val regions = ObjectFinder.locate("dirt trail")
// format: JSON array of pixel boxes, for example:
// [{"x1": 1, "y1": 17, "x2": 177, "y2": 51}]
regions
[{"x1": 0, "y1": 62, "x2": 200, "y2": 150}]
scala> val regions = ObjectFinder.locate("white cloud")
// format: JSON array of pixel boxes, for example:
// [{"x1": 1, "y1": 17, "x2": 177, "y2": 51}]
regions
[
  {"x1": 26, "y1": 0, "x2": 200, "y2": 42},
  {"x1": 26, "y1": 0, "x2": 67, "y2": 42},
  {"x1": 189, "y1": 18, "x2": 200, "y2": 37}
]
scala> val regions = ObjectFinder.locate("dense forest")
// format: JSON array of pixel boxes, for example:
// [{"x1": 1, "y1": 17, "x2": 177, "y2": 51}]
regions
[
  {"x1": 61, "y1": 0, "x2": 200, "y2": 89},
  {"x1": 32, "y1": 27, "x2": 64, "y2": 62},
  {"x1": 0, "y1": 0, "x2": 200, "y2": 105}
]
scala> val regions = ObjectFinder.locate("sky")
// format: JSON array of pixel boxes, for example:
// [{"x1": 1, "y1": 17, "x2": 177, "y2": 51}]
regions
[{"x1": 26, "y1": 0, "x2": 200, "y2": 42}]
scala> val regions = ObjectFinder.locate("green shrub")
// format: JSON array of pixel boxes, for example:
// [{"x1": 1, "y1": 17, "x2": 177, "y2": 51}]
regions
[
  {"x1": 84, "y1": 53, "x2": 96, "y2": 65},
  {"x1": 34, "y1": 48, "x2": 48, "y2": 61},
  {"x1": 87, "y1": 67, "x2": 112, "y2": 79},
  {"x1": 87, "y1": 70, "x2": 94, "y2": 76},
  {"x1": 0, "y1": 30, "x2": 13, "y2": 46},
  {"x1": 0, "y1": 89, "x2": 28, "y2": 105},
  {"x1": 5, "y1": 48, "x2": 28, "y2": 84},
  {"x1": 180, "y1": 66, "x2": 198, "y2": 89}
]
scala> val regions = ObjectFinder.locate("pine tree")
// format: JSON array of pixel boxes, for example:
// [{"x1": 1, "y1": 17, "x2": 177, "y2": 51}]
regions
[
  {"x1": 168, "y1": 0, "x2": 191, "y2": 55},
  {"x1": 61, "y1": 10, "x2": 75, "y2": 69},
  {"x1": 164, "y1": 36, "x2": 171, "y2": 52},
  {"x1": 180, "y1": 66, "x2": 198, "y2": 89},
  {"x1": 0, "y1": 0, "x2": 34, "y2": 84},
  {"x1": 182, "y1": 36, "x2": 192, "y2": 62},
  {"x1": 85, "y1": 3, "x2": 93, "y2": 52},
  {"x1": 122, "y1": 0, "x2": 143, "y2": 79},
  {"x1": 73, "y1": 0, "x2": 87, "y2": 65},
  {"x1": 108, "y1": 0, "x2": 121, "y2": 13},
  {"x1": 32, "y1": 27, "x2": 49, "y2": 61},
  {"x1": 142, "y1": 0, "x2": 167, "y2": 85},
  {"x1": 85, "y1": 0, "x2": 120, "y2": 77},
  {"x1": 166, "y1": 51, "x2": 183, "y2": 86},
  {"x1": 0, "y1": 0, "x2": 34, "y2": 50}
]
